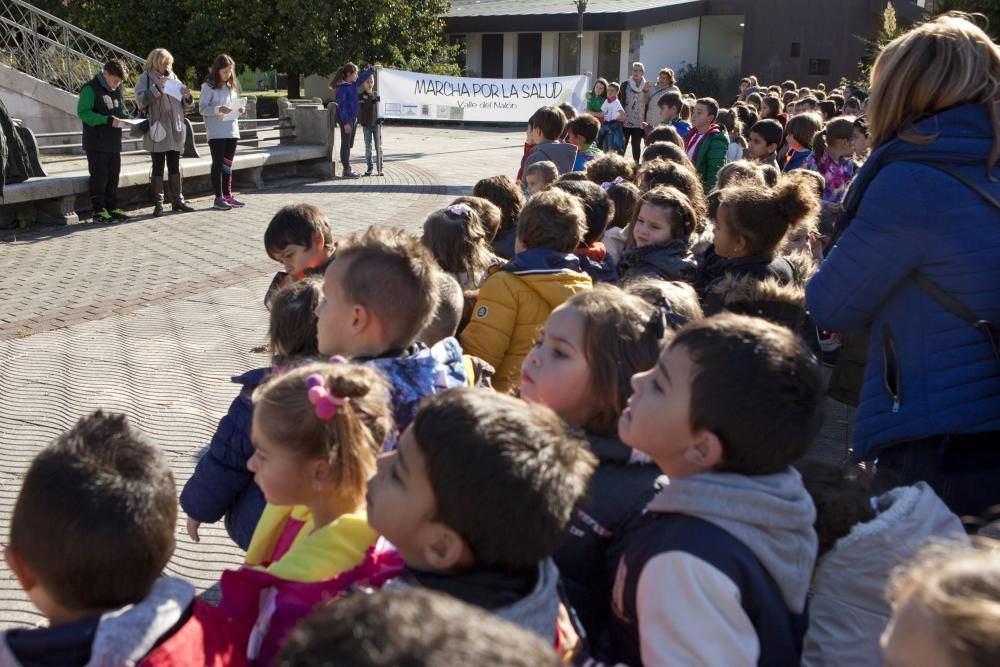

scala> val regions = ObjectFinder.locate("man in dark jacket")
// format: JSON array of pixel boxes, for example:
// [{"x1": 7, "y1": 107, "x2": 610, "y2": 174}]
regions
[{"x1": 77, "y1": 59, "x2": 130, "y2": 223}]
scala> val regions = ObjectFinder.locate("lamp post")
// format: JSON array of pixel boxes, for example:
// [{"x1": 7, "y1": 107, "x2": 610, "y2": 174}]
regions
[{"x1": 575, "y1": 0, "x2": 588, "y2": 74}]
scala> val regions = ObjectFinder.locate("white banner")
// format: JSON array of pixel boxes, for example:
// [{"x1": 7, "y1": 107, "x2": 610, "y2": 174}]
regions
[{"x1": 377, "y1": 69, "x2": 589, "y2": 123}]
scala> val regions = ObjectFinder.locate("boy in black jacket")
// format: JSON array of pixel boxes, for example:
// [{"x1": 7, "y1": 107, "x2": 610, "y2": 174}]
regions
[{"x1": 77, "y1": 59, "x2": 130, "y2": 223}]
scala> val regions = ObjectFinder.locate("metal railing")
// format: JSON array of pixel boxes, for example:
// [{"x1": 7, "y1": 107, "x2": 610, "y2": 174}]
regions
[{"x1": 0, "y1": 0, "x2": 145, "y2": 95}]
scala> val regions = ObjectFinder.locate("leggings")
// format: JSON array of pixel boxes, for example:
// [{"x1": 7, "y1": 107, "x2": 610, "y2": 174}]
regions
[
  {"x1": 623, "y1": 127, "x2": 644, "y2": 163},
  {"x1": 151, "y1": 150, "x2": 180, "y2": 177},
  {"x1": 209, "y1": 138, "x2": 238, "y2": 197},
  {"x1": 339, "y1": 121, "x2": 357, "y2": 168}
]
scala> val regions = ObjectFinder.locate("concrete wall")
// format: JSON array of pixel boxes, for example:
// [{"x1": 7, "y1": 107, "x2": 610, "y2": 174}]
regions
[
  {"x1": 636, "y1": 18, "x2": 701, "y2": 76},
  {"x1": 0, "y1": 64, "x2": 80, "y2": 134}
]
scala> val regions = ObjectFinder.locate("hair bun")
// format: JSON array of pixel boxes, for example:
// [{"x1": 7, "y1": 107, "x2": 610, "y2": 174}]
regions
[{"x1": 327, "y1": 370, "x2": 374, "y2": 400}]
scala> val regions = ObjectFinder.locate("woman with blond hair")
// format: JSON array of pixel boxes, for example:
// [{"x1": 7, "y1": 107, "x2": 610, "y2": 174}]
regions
[
  {"x1": 136, "y1": 48, "x2": 195, "y2": 216},
  {"x1": 807, "y1": 14, "x2": 1000, "y2": 520}
]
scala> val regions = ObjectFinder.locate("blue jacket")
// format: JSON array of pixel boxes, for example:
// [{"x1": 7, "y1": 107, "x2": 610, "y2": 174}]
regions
[
  {"x1": 783, "y1": 148, "x2": 812, "y2": 172},
  {"x1": 806, "y1": 104, "x2": 1000, "y2": 460},
  {"x1": 336, "y1": 67, "x2": 375, "y2": 125},
  {"x1": 180, "y1": 368, "x2": 268, "y2": 550}
]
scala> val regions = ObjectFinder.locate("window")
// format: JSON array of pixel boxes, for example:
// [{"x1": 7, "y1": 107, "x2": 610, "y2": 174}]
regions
[
  {"x1": 790, "y1": 42, "x2": 801, "y2": 58},
  {"x1": 808, "y1": 58, "x2": 831, "y2": 76},
  {"x1": 597, "y1": 32, "x2": 622, "y2": 83},
  {"x1": 448, "y1": 35, "x2": 467, "y2": 73},
  {"x1": 558, "y1": 32, "x2": 579, "y2": 76},
  {"x1": 482, "y1": 34, "x2": 504, "y2": 78},
  {"x1": 517, "y1": 33, "x2": 542, "y2": 78}
]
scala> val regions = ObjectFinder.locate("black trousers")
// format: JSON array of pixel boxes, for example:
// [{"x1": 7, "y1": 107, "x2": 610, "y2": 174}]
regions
[
  {"x1": 623, "y1": 126, "x2": 644, "y2": 163},
  {"x1": 339, "y1": 121, "x2": 357, "y2": 168},
  {"x1": 151, "y1": 150, "x2": 181, "y2": 177},
  {"x1": 209, "y1": 138, "x2": 238, "y2": 197},
  {"x1": 86, "y1": 151, "x2": 121, "y2": 211}
]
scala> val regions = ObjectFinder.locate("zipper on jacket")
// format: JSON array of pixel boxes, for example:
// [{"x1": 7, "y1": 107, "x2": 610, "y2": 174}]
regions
[{"x1": 882, "y1": 324, "x2": 901, "y2": 413}]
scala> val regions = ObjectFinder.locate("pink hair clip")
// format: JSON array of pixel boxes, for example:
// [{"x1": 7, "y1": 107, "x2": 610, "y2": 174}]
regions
[
  {"x1": 306, "y1": 373, "x2": 346, "y2": 421},
  {"x1": 447, "y1": 204, "x2": 473, "y2": 218}
]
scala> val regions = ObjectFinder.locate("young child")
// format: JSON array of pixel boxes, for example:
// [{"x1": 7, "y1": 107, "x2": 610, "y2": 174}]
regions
[
  {"x1": 315, "y1": 226, "x2": 467, "y2": 435},
  {"x1": 276, "y1": 588, "x2": 563, "y2": 667},
  {"x1": 602, "y1": 179, "x2": 641, "y2": 263},
  {"x1": 182, "y1": 279, "x2": 323, "y2": 550},
  {"x1": 421, "y1": 203, "x2": 503, "y2": 290},
  {"x1": 597, "y1": 82, "x2": 626, "y2": 154},
  {"x1": 331, "y1": 62, "x2": 377, "y2": 179},
  {"x1": 698, "y1": 174, "x2": 820, "y2": 320},
  {"x1": 585, "y1": 153, "x2": 636, "y2": 186},
  {"x1": 200, "y1": 53, "x2": 246, "y2": 210},
  {"x1": 418, "y1": 271, "x2": 465, "y2": 346},
  {"x1": 357, "y1": 76, "x2": 379, "y2": 176},
  {"x1": 805, "y1": 116, "x2": 859, "y2": 231},
  {"x1": 644, "y1": 124, "x2": 684, "y2": 149},
  {"x1": 461, "y1": 188, "x2": 592, "y2": 392},
  {"x1": 2, "y1": 412, "x2": 243, "y2": 666},
  {"x1": 586, "y1": 77, "x2": 609, "y2": 117},
  {"x1": 797, "y1": 461, "x2": 966, "y2": 667},
  {"x1": 216, "y1": 361, "x2": 394, "y2": 665},
  {"x1": 264, "y1": 203, "x2": 337, "y2": 309},
  {"x1": 524, "y1": 160, "x2": 559, "y2": 196},
  {"x1": 654, "y1": 92, "x2": 692, "y2": 140},
  {"x1": 853, "y1": 115, "x2": 871, "y2": 163},
  {"x1": 451, "y1": 194, "x2": 502, "y2": 244},
  {"x1": 566, "y1": 115, "x2": 603, "y2": 172},
  {"x1": 748, "y1": 119, "x2": 784, "y2": 170},
  {"x1": 716, "y1": 108, "x2": 746, "y2": 164},
  {"x1": 522, "y1": 286, "x2": 666, "y2": 654},
  {"x1": 523, "y1": 106, "x2": 577, "y2": 175},
  {"x1": 881, "y1": 542, "x2": 1000, "y2": 667},
  {"x1": 606, "y1": 313, "x2": 824, "y2": 666},
  {"x1": 625, "y1": 277, "x2": 705, "y2": 324},
  {"x1": 555, "y1": 179, "x2": 617, "y2": 283},
  {"x1": 366, "y1": 388, "x2": 597, "y2": 639},
  {"x1": 77, "y1": 59, "x2": 130, "y2": 223},
  {"x1": 684, "y1": 97, "x2": 730, "y2": 192},
  {"x1": 783, "y1": 111, "x2": 823, "y2": 172},
  {"x1": 617, "y1": 186, "x2": 699, "y2": 285},
  {"x1": 473, "y1": 175, "x2": 525, "y2": 260}
]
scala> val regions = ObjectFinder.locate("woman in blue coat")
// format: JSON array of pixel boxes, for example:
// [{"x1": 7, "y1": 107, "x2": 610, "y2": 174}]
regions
[{"x1": 805, "y1": 14, "x2": 1000, "y2": 520}]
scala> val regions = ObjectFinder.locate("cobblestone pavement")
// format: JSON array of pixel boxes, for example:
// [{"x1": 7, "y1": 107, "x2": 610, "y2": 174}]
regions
[{"x1": 0, "y1": 125, "x2": 851, "y2": 627}]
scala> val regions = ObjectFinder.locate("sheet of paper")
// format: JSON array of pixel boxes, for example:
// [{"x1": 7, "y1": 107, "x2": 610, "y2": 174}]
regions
[
  {"x1": 117, "y1": 118, "x2": 146, "y2": 126},
  {"x1": 222, "y1": 97, "x2": 248, "y2": 121},
  {"x1": 163, "y1": 78, "x2": 185, "y2": 100}
]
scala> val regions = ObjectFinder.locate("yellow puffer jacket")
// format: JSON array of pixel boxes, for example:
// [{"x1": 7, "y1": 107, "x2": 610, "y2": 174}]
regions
[{"x1": 460, "y1": 251, "x2": 592, "y2": 393}]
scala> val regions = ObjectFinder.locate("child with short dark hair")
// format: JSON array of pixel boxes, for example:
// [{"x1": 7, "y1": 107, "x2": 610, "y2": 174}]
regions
[
  {"x1": 182, "y1": 278, "x2": 323, "y2": 550},
  {"x1": 2, "y1": 411, "x2": 244, "y2": 666},
  {"x1": 525, "y1": 160, "x2": 559, "y2": 196},
  {"x1": 566, "y1": 114, "x2": 603, "y2": 171},
  {"x1": 784, "y1": 111, "x2": 824, "y2": 172},
  {"x1": 77, "y1": 59, "x2": 130, "y2": 223},
  {"x1": 656, "y1": 92, "x2": 692, "y2": 138},
  {"x1": 618, "y1": 185, "x2": 699, "y2": 284},
  {"x1": 522, "y1": 285, "x2": 666, "y2": 651},
  {"x1": 685, "y1": 97, "x2": 730, "y2": 192},
  {"x1": 852, "y1": 115, "x2": 870, "y2": 163},
  {"x1": 421, "y1": 203, "x2": 503, "y2": 290},
  {"x1": 461, "y1": 189, "x2": 592, "y2": 392},
  {"x1": 276, "y1": 588, "x2": 562, "y2": 667},
  {"x1": 606, "y1": 313, "x2": 824, "y2": 666},
  {"x1": 216, "y1": 362, "x2": 395, "y2": 665},
  {"x1": 797, "y1": 461, "x2": 965, "y2": 667},
  {"x1": 554, "y1": 179, "x2": 617, "y2": 282},
  {"x1": 748, "y1": 119, "x2": 784, "y2": 170},
  {"x1": 643, "y1": 123, "x2": 684, "y2": 149},
  {"x1": 473, "y1": 175, "x2": 525, "y2": 260},
  {"x1": 264, "y1": 204, "x2": 337, "y2": 308},
  {"x1": 602, "y1": 179, "x2": 641, "y2": 263},
  {"x1": 316, "y1": 226, "x2": 467, "y2": 434},
  {"x1": 418, "y1": 271, "x2": 465, "y2": 347},
  {"x1": 366, "y1": 388, "x2": 597, "y2": 638},
  {"x1": 597, "y1": 83, "x2": 626, "y2": 154},
  {"x1": 585, "y1": 152, "x2": 636, "y2": 185},
  {"x1": 523, "y1": 106, "x2": 577, "y2": 175}
]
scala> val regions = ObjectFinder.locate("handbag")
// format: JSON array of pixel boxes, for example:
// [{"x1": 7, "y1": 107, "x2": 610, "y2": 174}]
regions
[{"x1": 149, "y1": 120, "x2": 167, "y2": 142}]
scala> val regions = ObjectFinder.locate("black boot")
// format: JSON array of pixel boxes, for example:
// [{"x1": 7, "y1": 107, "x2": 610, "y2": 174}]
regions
[
  {"x1": 169, "y1": 173, "x2": 195, "y2": 213},
  {"x1": 152, "y1": 178, "x2": 165, "y2": 217}
]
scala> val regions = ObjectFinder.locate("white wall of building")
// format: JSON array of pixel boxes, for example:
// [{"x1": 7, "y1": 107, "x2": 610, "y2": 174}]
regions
[
  {"x1": 502, "y1": 33, "x2": 517, "y2": 78},
  {"x1": 540, "y1": 32, "x2": 558, "y2": 77},
  {"x1": 636, "y1": 18, "x2": 701, "y2": 76}
]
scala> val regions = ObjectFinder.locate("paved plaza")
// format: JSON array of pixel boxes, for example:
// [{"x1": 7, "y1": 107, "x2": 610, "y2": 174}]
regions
[{"x1": 0, "y1": 125, "x2": 851, "y2": 627}]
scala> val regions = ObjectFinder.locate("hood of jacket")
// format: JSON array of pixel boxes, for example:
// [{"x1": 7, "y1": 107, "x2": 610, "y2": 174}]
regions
[
  {"x1": 708, "y1": 274, "x2": 807, "y2": 330},
  {"x1": 530, "y1": 141, "x2": 578, "y2": 174},
  {"x1": 0, "y1": 577, "x2": 195, "y2": 667},
  {"x1": 619, "y1": 239, "x2": 698, "y2": 281},
  {"x1": 502, "y1": 249, "x2": 591, "y2": 309},
  {"x1": 648, "y1": 468, "x2": 817, "y2": 612},
  {"x1": 231, "y1": 366, "x2": 269, "y2": 389}
]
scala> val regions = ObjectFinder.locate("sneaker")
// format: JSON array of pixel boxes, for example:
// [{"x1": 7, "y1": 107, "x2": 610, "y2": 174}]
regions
[
  {"x1": 364, "y1": 168, "x2": 374, "y2": 176},
  {"x1": 91, "y1": 209, "x2": 113, "y2": 223},
  {"x1": 224, "y1": 195, "x2": 245, "y2": 208},
  {"x1": 109, "y1": 208, "x2": 129, "y2": 221},
  {"x1": 213, "y1": 197, "x2": 233, "y2": 211}
]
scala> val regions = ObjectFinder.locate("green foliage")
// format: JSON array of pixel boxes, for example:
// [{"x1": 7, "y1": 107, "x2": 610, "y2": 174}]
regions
[
  {"x1": 931, "y1": 0, "x2": 1000, "y2": 40},
  {"x1": 856, "y1": 1, "x2": 908, "y2": 87}
]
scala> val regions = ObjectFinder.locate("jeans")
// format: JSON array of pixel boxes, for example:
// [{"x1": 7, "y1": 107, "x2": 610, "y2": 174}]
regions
[
  {"x1": 623, "y1": 126, "x2": 644, "y2": 162},
  {"x1": 872, "y1": 431, "x2": 1000, "y2": 523},
  {"x1": 86, "y1": 151, "x2": 121, "y2": 211},
  {"x1": 151, "y1": 150, "x2": 180, "y2": 177},
  {"x1": 339, "y1": 121, "x2": 357, "y2": 168},
  {"x1": 209, "y1": 138, "x2": 238, "y2": 197},
  {"x1": 362, "y1": 125, "x2": 375, "y2": 170}
]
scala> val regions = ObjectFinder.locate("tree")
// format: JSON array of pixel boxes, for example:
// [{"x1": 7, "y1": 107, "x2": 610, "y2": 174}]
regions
[{"x1": 931, "y1": 0, "x2": 1000, "y2": 40}]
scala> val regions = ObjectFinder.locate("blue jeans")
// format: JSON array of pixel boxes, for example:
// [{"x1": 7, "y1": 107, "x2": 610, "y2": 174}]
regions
[
  {"x1": 872, "y1": 431, "x2": 1000, "y2": 525},
  {"x1": 362, "y1": 125, "x2": 375, "y2": 170}
]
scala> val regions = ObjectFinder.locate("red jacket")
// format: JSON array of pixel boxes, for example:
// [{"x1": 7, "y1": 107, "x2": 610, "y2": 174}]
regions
[{"x1": 141, "y1": 600, "x2": 248, "y2": 667}]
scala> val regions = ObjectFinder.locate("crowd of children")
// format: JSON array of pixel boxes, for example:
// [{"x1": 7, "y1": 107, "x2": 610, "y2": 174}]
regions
[{"x1": 19, "y1": 13, "x2": 1000, "y2": 667}]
